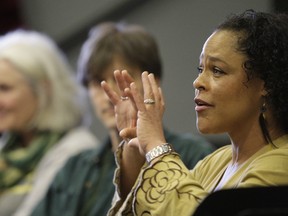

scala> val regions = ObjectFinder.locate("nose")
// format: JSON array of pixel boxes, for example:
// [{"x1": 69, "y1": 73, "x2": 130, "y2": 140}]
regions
[{"x1": 193, "y1": 73, "x2": 206, "y2": 91}]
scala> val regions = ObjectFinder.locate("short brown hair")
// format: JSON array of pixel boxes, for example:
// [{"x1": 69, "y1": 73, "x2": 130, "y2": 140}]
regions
[{"x1": 77, "y1": 22, "x2": 162, "y2": 87}]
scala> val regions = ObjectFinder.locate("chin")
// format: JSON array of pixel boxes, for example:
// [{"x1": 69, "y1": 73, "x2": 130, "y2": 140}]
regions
[
  {"x1": 197, "y1": 129, "x2": 210, "y2": 134},
  {"x1": 197, "y1": 125, "x2": 224, "y2": 135},
  {"x1": 197, "y1": 124, "x2": 214, "y2": 134}
]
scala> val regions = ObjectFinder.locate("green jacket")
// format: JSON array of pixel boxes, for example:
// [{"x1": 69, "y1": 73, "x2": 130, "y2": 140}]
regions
[{"x1": 32, "y1": 129, "x2": 214, "y2": 216}]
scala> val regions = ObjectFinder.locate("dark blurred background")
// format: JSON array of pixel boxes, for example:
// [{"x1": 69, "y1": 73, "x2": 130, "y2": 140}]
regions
[{"x1": 1, "y1": 0, "x2": 287, "y2": 147}]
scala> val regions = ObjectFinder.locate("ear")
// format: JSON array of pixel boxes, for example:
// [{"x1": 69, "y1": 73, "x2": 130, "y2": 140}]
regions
[
  {"x1": 260, "y1": 81, "x2": 267, "y2": 97},
  {"x1": 261, "y1": 89, "x2": 268, "y2": 97}
]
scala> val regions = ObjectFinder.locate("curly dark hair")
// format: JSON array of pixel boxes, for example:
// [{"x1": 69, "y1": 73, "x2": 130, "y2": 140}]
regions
[{"x1": 216, "y1": 9, "x2": 288, "y2": 142}]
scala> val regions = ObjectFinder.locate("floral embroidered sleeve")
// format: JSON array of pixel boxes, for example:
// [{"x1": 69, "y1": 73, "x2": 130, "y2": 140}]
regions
[{"x1": 108, "y1": 144, "x2": 208, "y2": 216}]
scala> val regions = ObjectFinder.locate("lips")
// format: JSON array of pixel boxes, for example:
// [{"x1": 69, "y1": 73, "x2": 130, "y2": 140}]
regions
[{"x1": 194, "y1": 98, "x2": 212, "y2": 111}]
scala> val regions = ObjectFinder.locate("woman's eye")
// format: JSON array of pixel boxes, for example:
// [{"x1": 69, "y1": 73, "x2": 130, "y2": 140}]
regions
[
  {"x1": 212, "y1": 67, "x2": 224, "y2": 75},
  {"x1": 0, "y1": 84, "x2": 11, "y2": 91},
  {"x1": 88, "y1": 80, "x2": 101, "y2": 87},
  {"x1": 197, "y1": 66, "x2": 203, "y2": 73}
]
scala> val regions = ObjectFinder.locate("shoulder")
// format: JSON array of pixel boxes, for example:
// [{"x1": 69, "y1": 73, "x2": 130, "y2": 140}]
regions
[
  {"x1": 51, "y1": 126, "x2": 100, "y2": 155},
  {"x1": 34, "y1": 127, "x2": 99, "y2": 177},
  {"x1": 52, "y1": 148, "x2": 101, "y2": 184},
  {"x1": 58, "y1": 137, "x2": 113, "y2": 172},
  {"x1": 64, "y1": 148, "x2": 100, "y2": 168},
  {"x1": 249, "y1": 145, "x2": 288, "y2": 169},
  {"x1": 189, "y1": 145, "x2": 231, "y2": 181},
  {"x1": 238, "y1": 145, "x2": 288, "y2": 187},
  {"x1": 62, "y1": 126, "x2": 100, "y2": 146}
]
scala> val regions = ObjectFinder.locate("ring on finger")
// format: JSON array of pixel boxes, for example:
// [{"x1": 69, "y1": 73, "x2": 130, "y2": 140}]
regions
[
  {"x1": 120, "y1": 96, "x2": 129, "y2": 101},
  {"x1": 144, "y1": 98, "x2": 155, "y2": 104}
]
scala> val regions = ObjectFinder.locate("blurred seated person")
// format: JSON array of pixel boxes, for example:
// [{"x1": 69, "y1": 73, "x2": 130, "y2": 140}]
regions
[
  {"x1": 31, "y1": 22, "x2": 215, "y2": 216},
  {"x1": 0, "y1": 29, "x2": 99, "y2": 216}
]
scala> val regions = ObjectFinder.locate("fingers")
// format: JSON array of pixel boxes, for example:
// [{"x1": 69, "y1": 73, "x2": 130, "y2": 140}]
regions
[
  {"x1": 101, "y1": 80, "x2": 120, "y2": 105},
  {"x1": 143, "y1": 72, "x2": 155, "y2": 103},
  {"x1": 114, "y1": 70, "x2": 127, "y2": 98},
  {"x1": 124, "y1": 86, "x2": 138, "y2": 111},
  {"x1": 114, "y1": 70, "x2": 135, "y2": 98},
  {"x1": 119, "y1": 128, "x2": 137, "y2": 139},
  {"x1": 101, "y1": 70, "x2": 134, "y2": 104},
  {"x1": 148, "y1": 73, "x2": 159, "y2": 102},
  {"x1": 102, "y1": 70, "x2": 162, "y2": 110},
  {"x1": 129, "y1": 71, "x2": 162, "y2": 111},
  {"x1": 130, "y1": 81, "x2": 145, "y2": 111},
  {"x1": 122, "y1": 70, "x2": 134, "y2": 84}
]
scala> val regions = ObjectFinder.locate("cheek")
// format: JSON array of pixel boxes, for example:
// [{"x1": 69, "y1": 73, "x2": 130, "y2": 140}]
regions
[
  {"x1": 88, "y1": 88, "x2": 112, "y2": 117},
  {"x1": 23, "y1": 92, "x2": 38, "y2": 114},
  {"x1": 12, "y1": 93, "x2": 38, "y2": 128},
  {"x1": 88, "y1": 95, "x2": 102, "y2": 114},
  {"x1": 0, "y1": 97, "x2": 15, "y2": 109},
  {"x1": 215, "y1": 84, "x2": 261, "y2": 123},
  {"x1": 216, "y1": 84, "x2": 247, "y2": 110},
  {"x1": 89, "y1": 90, "x2": 106, "y2": 107},
  {"x1": 4, "y1": 93, "x2": 31, "y2": 111},
  {"x1": 217, "y1": 79, "x2": 247, "y2": 101},
  {"x1": 209, "y1": 82, "x2": 248, "y2": 120}
]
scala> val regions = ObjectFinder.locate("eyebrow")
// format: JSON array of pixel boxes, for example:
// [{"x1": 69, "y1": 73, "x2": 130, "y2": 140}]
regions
[{"x1": 199, "y1": 53, "x2": 229, "y2": 66}]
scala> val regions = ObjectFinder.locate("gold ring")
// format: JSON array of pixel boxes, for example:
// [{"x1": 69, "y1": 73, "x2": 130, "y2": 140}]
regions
[{"x1": 144, "y1": 98, "x2": 155, "y2": 104}]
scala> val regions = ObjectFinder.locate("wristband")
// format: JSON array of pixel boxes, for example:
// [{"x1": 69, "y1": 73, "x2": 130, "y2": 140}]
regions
[{"x1": 145, "y1": 143, "x2": 173, "y2": 163}]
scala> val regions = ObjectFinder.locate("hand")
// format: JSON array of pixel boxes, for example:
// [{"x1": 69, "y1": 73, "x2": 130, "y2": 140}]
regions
[
  {"x1": 101, "y1": 70, "x2": 137, "y2": 140},
  {"x1": 123, "y1": 71, "x2": 167, "y2": 153}
]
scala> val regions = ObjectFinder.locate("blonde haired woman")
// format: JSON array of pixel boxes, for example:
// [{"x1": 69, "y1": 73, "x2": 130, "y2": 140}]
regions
[{"x1": 0, "y1": 29, "x2": 98, "y2": 216}]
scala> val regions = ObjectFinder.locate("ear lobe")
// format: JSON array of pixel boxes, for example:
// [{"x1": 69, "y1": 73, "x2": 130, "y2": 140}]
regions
[
  {"x1": 261, "y1": 89, "x2": 268, "y2": 97},
  {"x1": 260, "y1": 81, "x2": 267, "y2": 97}
]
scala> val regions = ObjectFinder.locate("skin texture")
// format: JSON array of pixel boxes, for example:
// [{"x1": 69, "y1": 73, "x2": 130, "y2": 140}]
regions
[
  {"x1": 194, "y1": 30, "x2": 285, "y2": 166},
  {"x1": 0, "y1": 60, "x2": 37, "y2": 134},
  {"x1": 194, "y1": 30, "x2": 266, "y2": 145},
  {"x1": 193, "y1": 29, "x2": 269, "y2": 174}
]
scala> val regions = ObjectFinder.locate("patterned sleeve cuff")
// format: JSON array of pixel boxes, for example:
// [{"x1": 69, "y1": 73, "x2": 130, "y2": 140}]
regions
[{"x1": 132, "y1": 153, "x2": 206, "y2": 215}]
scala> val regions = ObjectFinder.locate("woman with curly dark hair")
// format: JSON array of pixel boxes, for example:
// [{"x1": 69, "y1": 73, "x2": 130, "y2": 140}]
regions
[{"x1": 102, "y1": 9, "x2": 288, "y2": 215}]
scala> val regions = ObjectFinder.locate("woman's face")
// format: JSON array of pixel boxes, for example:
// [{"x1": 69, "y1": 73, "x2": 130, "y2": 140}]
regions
[
  {"x1": 0, "y1": 60, "x2": 38, "y2": 132},
  {"x1": 193, "y1": 30, "x2": 265, "y2": 136},
  {"x1": 88, "y1": 56, "x2": 143, "y2": 130}
]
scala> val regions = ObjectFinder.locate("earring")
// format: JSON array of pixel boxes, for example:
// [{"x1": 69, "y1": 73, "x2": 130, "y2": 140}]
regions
[
  {"x1": 261, "y1": 102, "x2": 266, "y2": 112},
  {"x1": 260, "y1": 102, "x2": 266, "y2": 119}
]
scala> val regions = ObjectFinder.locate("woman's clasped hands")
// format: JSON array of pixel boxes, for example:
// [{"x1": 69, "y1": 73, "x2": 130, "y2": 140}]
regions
[{"x1": 101, "y1": 70, "x2": 167, "y2": 155}]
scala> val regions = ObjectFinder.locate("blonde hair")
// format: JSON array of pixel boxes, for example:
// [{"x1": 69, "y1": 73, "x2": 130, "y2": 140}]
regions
[{"x1": 0, "y1": 29, "x2": 87, "y2": 131}]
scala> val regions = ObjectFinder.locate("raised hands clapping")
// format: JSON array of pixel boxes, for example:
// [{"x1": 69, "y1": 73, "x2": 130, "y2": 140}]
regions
[{"x1": 101, "y1": 70, "x2": 167, "y2": 154}]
